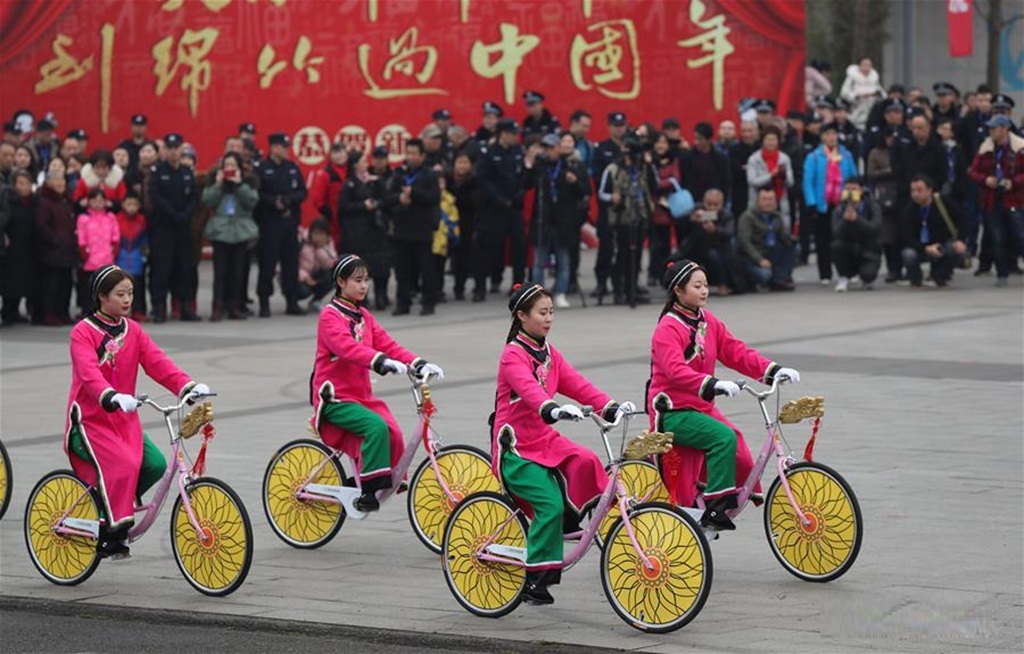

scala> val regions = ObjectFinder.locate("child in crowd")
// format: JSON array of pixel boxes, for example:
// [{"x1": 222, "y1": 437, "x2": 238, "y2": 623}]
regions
[
  {"x1": 77, "y1": 188, "x2": 120, "y2": 315},
  {"x1": 297, "y1": 218, "x2": 338, "y2": 313},
  {"x1": 115, "y1": 191, "x2": 149, "y2": 321}
]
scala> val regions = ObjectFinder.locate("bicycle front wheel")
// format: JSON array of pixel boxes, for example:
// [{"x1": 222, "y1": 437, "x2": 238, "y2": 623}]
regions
[
  {"x1": 263, "y1": 439, "x2": 348, "y2": 549},
  {"x1": 764, "y1": 461, "x2": 862, "y2": 582},
  {"x1": 407, "y1": 445, "x2": 500, "y2": 554},
  {"x1": 442, "y1": 491, "x2": 527, "y2": 618},
  {"x1": 595, "y1": 460, "x2": 669, "y2": 549},
  {"x1": 0, "y1": 439, "x2": 11, "y2": 520},
  {"x1": 171, "y1": 477, "x2": 253, "y2": 597},
  {"x1": 24, "y1": 470, "x2": 101, "y2": 586},
  {"x1": 601, "y1": 502, "x2": 712, "y2": 633}
]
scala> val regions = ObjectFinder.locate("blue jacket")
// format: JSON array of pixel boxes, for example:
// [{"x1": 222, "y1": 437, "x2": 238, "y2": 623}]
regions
[{"x1": 802, "y1": 145, "x2": 858, "y2": 214}]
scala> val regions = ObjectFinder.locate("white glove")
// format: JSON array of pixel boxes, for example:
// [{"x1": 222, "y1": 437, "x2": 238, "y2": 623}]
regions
[
  {"x1": 777, "y1": 367, "x2": 801, "y2": 383},
  {"x1": 714, "y1": 380, "x2": 740, "y2": 397},
  {"x1": 191, "y1": 383, "x2": 211, "y2": 397},
  {"x1": 616, "y1": 401, "x2": 637, "y2": 418},
  {"x1": 111, "y1": 393, "x2": 138, "y2": 413},
  {"x1": 381, "y1": 359, "x2": 408, "y2": 375},
  {"x1": 552, "y1": 405, "x2": 585, "y2": 422},
  {"x1": 420, "y1": 363, "x2": 445, "y2": 381}
]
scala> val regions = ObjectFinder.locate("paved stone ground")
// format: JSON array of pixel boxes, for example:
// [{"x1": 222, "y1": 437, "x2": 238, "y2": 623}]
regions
[{"x1": 1, "y1": 254, "x2": 1021, "y2": 653}]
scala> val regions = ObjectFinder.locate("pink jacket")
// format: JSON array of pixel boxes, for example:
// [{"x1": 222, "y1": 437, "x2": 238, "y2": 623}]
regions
[
  {"x1": 647, "y1": 305, "x2": 779, "y2": 506},
  {"x1": 77, "y1": 209, "x2": 120, "y2": 271},
  {"x1": 65, "y1": 314, "x2": 194, "y2": 526},
  {"x1": 310, "y1": 298, "x2": 421, "y2": 471},
  {"x1": 299, "y1": 240, "x2": 338, "y2": 285},
  {"x1": 492, "y1": 333, "x2": 616, "y2": 515}
]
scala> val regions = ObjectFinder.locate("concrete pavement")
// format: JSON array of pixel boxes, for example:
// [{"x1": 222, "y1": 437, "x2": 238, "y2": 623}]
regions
[{"x1": 1, "y1": 254, "x2": 1021, "y2": 653}]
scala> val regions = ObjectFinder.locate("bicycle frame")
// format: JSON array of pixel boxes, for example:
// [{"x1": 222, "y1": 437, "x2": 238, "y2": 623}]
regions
[
  {"x1": 52, "y1": 395, "x2": 214, "y2": 544},
  {"x1": 693, "y1": 379, "x2": 811, "y2": 528},
  {"x1": 475, "y1": 411, "x2": 657, "y2": 573},
  {"x1": 295, "y1": 373, "x2": 454, "y2": 519}
]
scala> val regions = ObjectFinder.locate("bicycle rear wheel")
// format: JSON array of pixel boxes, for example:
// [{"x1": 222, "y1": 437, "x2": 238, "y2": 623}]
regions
[
  {"x1": 764, "y1": 461, "x2": 862, "y2": 582},
  {"x1": 601, "y1": 502, "x2": 712, "y2": 633},
  {"x1": 24, "y1": 470, "x2": 101, "y2": 586},
  {"x1": 595, "y1": 460, "x2": 669, "y2": 549},
  {"x1": 0, "y1": 439, "x2": 11, "y2": 520},
  {"x1": 407, "y1": 445, "x2": 500, "y2": 554},
  {"x1": 441, "y1": 491, "x2": 527, "y2": 618},
  {"x1": 171, "y1": 477, "x2": 253, "y2": 597},
  {"x1": 263, "y1": 439, "x2": 348, "y2": 548}
]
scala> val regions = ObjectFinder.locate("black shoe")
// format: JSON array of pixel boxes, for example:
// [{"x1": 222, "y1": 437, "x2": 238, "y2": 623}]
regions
[
  {"x1": 589, "y1": 285, "x2": 608, "y2": 298},
  {"x1": 453, "y1": 289, "x2": 465, "y2": 301},
  {"x1": 152, "y1": 307, "x2": 167, "y2": 324},
  {"x1": 884, "y1": 273, "x2": 900, "y2": 284},
  {"x1": 258, "y1": 306, "x2": 271, "y2": 318},
  {"x1": 768, "y1": 281, "x2": 795, "y2": 292},
  {"x1": 489, "y1": 282, "x2": 502, "y2": 294},
  {"x1": 354, "y1": 493, "x2": 380, "y2": 513},
  {"x1": 521, "y1": 582, "x2": 554, "y2": 605},
  {"x1": 613, "y1": 294, "x2": 627, "y2": 305},
  {"x1": 179, "y1": 309, "x2": 201, "y2": 322},
  {"x1": 974, "y1": 268, "x2": 991, "y2": 277},
  {"x1": 392, "y1": 305, "x2": 410, "y2": 316},
  {"x1": 472, "y1": 290, "x2": 486, "y2": 303},
  {"x1": 419, "y1": 304, "x2": 435, "y2": 316},
  {"x1": 701, "y1": 495, "x2": 737, "y2": 531},
  {"x1": 285, "y1": 303, "x2": 305, "y2": 316}
]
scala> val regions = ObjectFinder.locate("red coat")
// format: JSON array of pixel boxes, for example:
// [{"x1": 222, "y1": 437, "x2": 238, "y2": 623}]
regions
[
  {"x1": 968, "y1": 133, "x2": 1024, "y2": 211},
  {"x1": 653, "y1": 157, "x2": 682, "y2": 227},
  {"x1": 308, "y1": 163, "x2": 346, "y2": 243},
  {"x1": 72, "y1": 163, "x2": 128, "y2": 212}
]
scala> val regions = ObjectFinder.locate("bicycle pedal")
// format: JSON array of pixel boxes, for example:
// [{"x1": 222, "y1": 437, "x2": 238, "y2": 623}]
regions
[{"x1": 394, "y1": 481, "x2": 409, "y2": 495}]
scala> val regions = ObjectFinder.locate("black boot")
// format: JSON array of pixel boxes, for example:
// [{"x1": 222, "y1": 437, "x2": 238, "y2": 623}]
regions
[
  {"x1": 152, "y1": 304, "x2": 167, "y2": 324},
  {"x1": 258, "y1": 298, "x2": 271, "y2": 318},
  {"x1": 521, "y1": 571, "x2": 555, "y2": 605},
  {"x1": 701, "y1": 494, "x2": 737, "y2": 531},
  {"x1": 97, "y1": 524, "x2": 131, "y2": 560},
  {"x1": 354, "y1": 492, "x2": 380, "y2": 513}
]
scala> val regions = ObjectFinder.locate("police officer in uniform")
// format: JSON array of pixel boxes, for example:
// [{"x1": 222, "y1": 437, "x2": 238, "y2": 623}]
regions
[
  {"x1": 591, "y1": 111, "x2": 628, "y2": 298},
  {"x1": 476, "y1": 101, "x2": 503, "y2": 149},
  {"x1": 932, "y1": 82, "x2": 961, "y2": 127},
  {"x1": 473, "y1": 118, "x2": 527, "y2": 300},
  {"x1": 521, "y1": 91, "x2": 560, "y2": 143},
  {"x1": 255, "y1": 132, "x2": 307, "y2": 317},
  {"x1": 148, "y1": 133, "x2": 199, "y2": 323},
  {"x1": 118, "y1": 114, "x2": 148, "y2": 170}
]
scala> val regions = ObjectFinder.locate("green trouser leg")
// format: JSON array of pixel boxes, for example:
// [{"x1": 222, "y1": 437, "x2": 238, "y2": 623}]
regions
[
  {"x1": 500, "y1": 450, "x2": 564, "y2": 572},
  {"x1": 320, "y1": 401, "x2": 392, "y2": 493},
  {"x1": 136, "y1": 434, "x2": 167, "y2": 498},
  {"x1": 660, "y1": 410, "x2": 737, "y2": 497}
]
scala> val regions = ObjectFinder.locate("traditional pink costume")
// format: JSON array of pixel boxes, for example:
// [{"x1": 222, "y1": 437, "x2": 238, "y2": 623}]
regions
[{"x1": 65, "y1": 313, "x2": 194, "y2": 527}]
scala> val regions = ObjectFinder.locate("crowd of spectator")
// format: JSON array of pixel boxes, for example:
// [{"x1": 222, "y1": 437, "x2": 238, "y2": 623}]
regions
[{"x1": 1, "y1": 61, "x2": 1021, "y2": 327}]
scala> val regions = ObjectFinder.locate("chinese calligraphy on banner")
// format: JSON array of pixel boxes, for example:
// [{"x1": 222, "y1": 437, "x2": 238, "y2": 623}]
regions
[{"x1": 2, "y1": 0, "x2": 804, "y2": 169}]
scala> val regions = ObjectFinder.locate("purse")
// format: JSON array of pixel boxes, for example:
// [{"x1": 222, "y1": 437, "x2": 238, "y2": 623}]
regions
[{"x1": 667, "y1": 179, "x2": 695, "y2": 219}]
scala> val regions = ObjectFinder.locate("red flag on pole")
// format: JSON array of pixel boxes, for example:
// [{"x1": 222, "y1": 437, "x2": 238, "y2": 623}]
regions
[{"x1": 947, "y1": 0, "x2": 974, "y2": 57}]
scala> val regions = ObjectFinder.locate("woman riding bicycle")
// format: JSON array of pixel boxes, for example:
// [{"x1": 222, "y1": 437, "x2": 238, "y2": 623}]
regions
[
  {"x1": 647, "y1": 259, "x2": 800, "y2": 530},
  {"x1": 65, "y1": 265, "x2": 211, "y2": 559},
  {"x1": 492, "y1": 283, "x2": 634, "y2": 605},
  {"x1": 309, "y1": 254, "x2": 444, "y2": 513}
]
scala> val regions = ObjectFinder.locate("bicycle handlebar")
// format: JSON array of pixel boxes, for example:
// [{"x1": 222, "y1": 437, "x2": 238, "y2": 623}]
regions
[{"x1": 136, "y1": 392, "x2": 217, "y2": 414}]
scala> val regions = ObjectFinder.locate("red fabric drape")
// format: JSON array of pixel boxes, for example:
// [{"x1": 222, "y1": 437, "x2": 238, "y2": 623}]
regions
[
  {"x1": 716, "y1": 0, "x2": 806, "y2": 114},
  {"x1": 0, "y1": 0, "x2": 74, "y2": 67}
]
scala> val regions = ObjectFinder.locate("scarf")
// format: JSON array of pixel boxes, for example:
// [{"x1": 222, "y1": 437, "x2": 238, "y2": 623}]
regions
[
  {"x1": 824, "y1": 146, "x2": 843, "y2": 206},
  {"x1": 762, "y1": 148, "x2": 785, "y2": 201}
]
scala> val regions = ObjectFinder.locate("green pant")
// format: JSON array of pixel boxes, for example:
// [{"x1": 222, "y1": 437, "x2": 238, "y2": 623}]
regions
[
  {"x1": 320, "y1": 401, "x2": 392, "y2": 493},
  {"x1": 659, "y1": 410, "x2": 736, "y2": 497},
  {"x1": 500, "y1": 450, "x2": 564, "y2": 572},
  {"x1": 68, "y1": 427, "x2": 167, "y2": 503}
]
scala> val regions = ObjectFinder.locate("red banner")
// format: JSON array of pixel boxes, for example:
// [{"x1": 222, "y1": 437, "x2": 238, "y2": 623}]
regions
[
  {"x1": 0, "y1": 0, "x2": 804, "y2": 170},
  {"x1": 947, "y1": 0, "x2": 974, "y2": 58}
]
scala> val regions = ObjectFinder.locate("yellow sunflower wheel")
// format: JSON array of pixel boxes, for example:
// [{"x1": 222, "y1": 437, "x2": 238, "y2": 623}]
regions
[
  {"x1": 0, "y1": 439, "x2": 11, "y2": 520},
  {"x1": 407, "y1": 445, "x2": 501, "y2": 554},
  {"x1": 23, "y1": 470, "x2": 101, "y2": 586},
  {"x1": 601, "y1": 502, "x2": 712, "y2": 633},
  {"x1": 442, "y1": 491, "x2": 527, "y2": 618},
  {"x1": 596, "y1": 460, "x2": 670, "y2": 549},
  {"x1": 171, "y1": 477, "x2": 253, "y2": 596},
  {"x1": 263, "y1": 439, "x2": 348, "y2": 548},
  {"x1": 764, "y1": 461, "x2": 862, "y2": 582}
]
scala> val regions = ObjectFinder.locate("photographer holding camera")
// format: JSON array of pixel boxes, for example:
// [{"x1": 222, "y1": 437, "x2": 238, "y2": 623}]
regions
[{"x1": 830, "y1": 177, "x2": 882, "y2": 292}]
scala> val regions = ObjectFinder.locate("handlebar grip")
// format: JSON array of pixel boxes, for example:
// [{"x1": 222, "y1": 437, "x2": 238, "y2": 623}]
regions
[
  {"x1": 580, "y1": 405, "x2": 594, "y2": 417},
  {"x1": 736, "y1": 380, "x2": 747, "y2": 389},
  {"x1": 135, "y1": 394, "x2": 150, "y2": 402}
]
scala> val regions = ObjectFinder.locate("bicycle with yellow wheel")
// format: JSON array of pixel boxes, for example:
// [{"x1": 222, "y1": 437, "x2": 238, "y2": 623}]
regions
[
  {"x1": 441, "y1": 408, "x2": 713, "y2": 634},
  {"x1": 262, "y1": 371, "x2": 500, "y2": 553},
  {"x1": 23, "y1": 393, "x2": 253, "y2": 596},
  {"x1": 681, "y1": 378, "x2": 863, "y2": 583},
  {"x1": 0, "y1": 438, "x2": 11, "y2": 520}
]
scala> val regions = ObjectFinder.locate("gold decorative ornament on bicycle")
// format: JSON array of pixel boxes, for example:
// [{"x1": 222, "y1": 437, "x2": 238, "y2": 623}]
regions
[
  {"x1": 778, "y1": 396, "x2": 825, "y2": 424},
  {"x1": 179, "y1": 402, "x2": 214, "y2": 439},
  {"x1": 623, "y1": 431, "x2": 673, "y2": 460}
]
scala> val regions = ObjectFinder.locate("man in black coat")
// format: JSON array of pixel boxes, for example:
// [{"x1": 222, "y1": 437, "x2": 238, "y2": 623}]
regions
[
  {"x1": 148, "y1": 133, "x2": 199, "y2": 323},
  {"x1": 255, "y1": 132, "x2": 307, "y2": 317},
  {"x1": 729, "y1": 120, "x2": 760, "y2": 216},
  {"x1": 385, "y1": 138, "x2": 441, "y2": 316},
  {"x1": 679, "y1": 122, "x2": 731, "y2": 250},
  {"x1": 897, "y1": 113, "x2": 948, "y2": 213},
  {"x1": 473, "y1": 119, "x2": 526, "y2": 300},
  {"x1": 521, "y1": 90, "x2": 560, "y2": 143},
  {"x1": 591, "y1": 111, "x2": 628, "y2": 298}
]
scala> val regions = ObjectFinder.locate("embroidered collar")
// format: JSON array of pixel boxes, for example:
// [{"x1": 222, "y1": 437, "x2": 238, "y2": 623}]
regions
[
  {"x1": 669, "y1": 303, "x2": 704, "y2": 329},
  {"x1": 513, "y1": 331, "x2": 549, "y2": 363},
  {"x1": 86, "y1": 311, "x2": 126, "y2": 337},
  {"x1": 330, "y1": 297, "x2": 363, "y2": 321}
]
